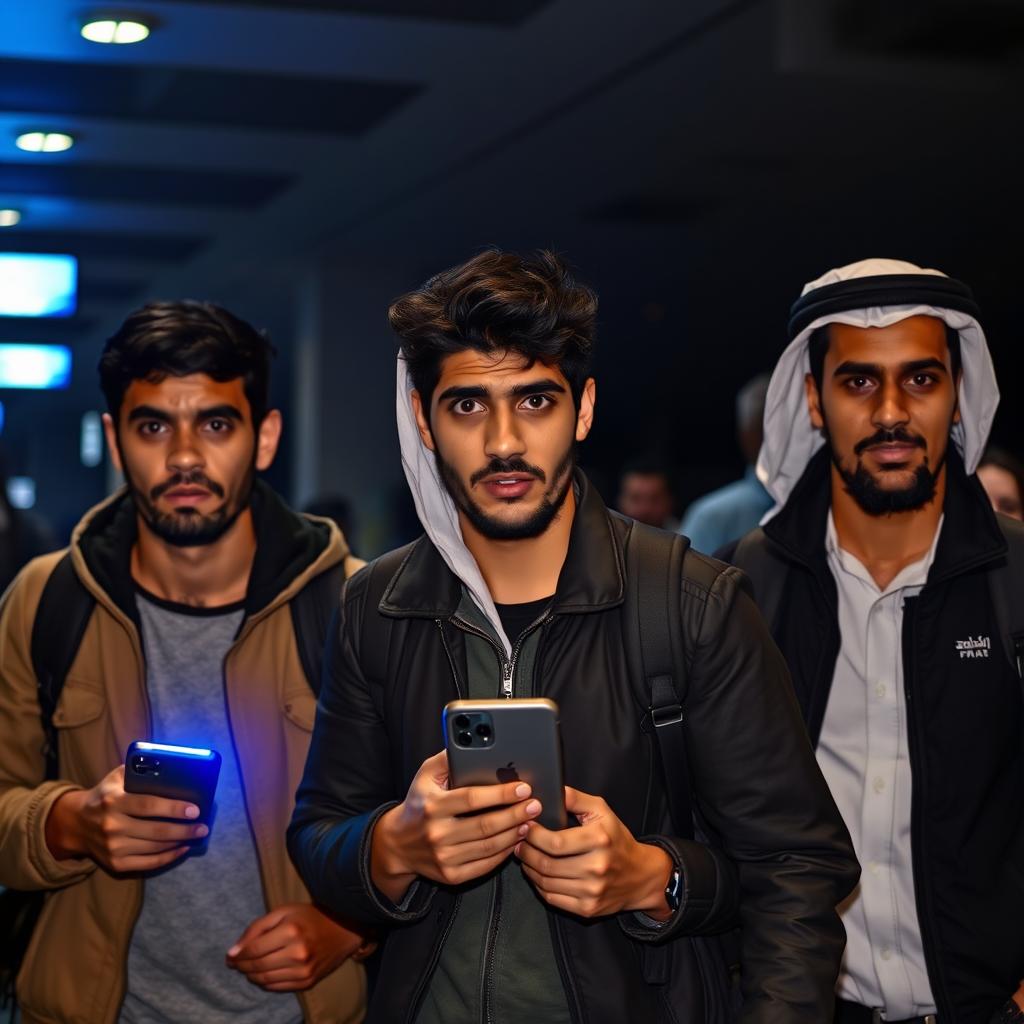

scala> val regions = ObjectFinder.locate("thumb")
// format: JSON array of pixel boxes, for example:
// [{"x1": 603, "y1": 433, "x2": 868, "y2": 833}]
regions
[
  {"x1": 563, "y1": 786, "x2": 602, "y2": 822},
  {"x1": 228, "y1": 906, "x2": 287, "y2": 957},
  {"x1": 421, "y1": 749, "x2": 450, "y2": 789}
]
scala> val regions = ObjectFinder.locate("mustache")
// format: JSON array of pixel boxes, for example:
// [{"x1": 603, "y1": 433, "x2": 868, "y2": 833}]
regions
[
  {"x1": 150, "y1": 471, "x2": 225, "y2": 502},
  {"x1": 853, "y1": 427, "x2": 926, "y2": 457},
  {"x1": 469, "y1": 457, "x2": 546, "y2": 487}
]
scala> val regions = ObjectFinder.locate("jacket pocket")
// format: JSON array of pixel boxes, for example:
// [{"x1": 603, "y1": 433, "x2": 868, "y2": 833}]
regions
[
  {"x1": 282, "y1": 692, "x2": 317, "y2": 732},
  {"x1": 51, "y1": 678, "x2": 105, "y2": 729}
]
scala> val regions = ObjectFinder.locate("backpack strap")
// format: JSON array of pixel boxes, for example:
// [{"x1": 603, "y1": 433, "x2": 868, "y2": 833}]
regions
[
  {"x1": 623, "y1": 521, "x2": 694, "y2": 840},
  {"x1": 291, "y1": 560, "x2": 349, "y2": 698},
  {"x1": 29, "y1": 553, "x2": 95, "y2": 780},
  {"x1": 989, "y1": 515, "x2": 1024, "y2": 681}
]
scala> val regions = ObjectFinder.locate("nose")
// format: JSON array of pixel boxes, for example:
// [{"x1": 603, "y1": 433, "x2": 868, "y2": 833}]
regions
[
  {"x1": 871, "y1": 378, "x2": 910, "y2": 430},
  {"x1": 166, "y1": 432, "x2": 205, "y2": 474},
  {"x1": 483, "y1": 404, "x2": 526, "y2": 462}
]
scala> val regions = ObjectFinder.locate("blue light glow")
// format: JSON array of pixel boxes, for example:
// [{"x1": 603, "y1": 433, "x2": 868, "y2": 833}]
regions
[
  {"x1": 136, "y1": 741, "x2": 215, "y2": 758},
  {"x1": 0, "y1": 253, "x2": 77, "y2": 317},
  {"x1": 0, "y1": 344, "x2": 72, "y2": 389}
]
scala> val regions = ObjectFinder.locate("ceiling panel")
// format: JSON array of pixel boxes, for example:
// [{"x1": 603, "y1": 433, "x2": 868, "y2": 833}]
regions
[
  {"x1": 0, "y1": 57, "x2": 421, "y2": 136},
  {"x1": 0, "y1": 162, "x2": 291, "y2": 208},
  {"x1": 152, "y1": 0, "x2": 552, "y2": 27},
  {"x1": 0, "y1": 229, "x2": 207, "y2": 261}
]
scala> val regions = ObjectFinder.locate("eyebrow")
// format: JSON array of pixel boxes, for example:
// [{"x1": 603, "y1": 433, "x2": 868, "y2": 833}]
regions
[
  {"x1": 832, "y1": 358, "x2": 949, "y2": 378},
  {"x1": 436, "y1": 378, "x2": 567, "y2": 403},
  {"x1": 126, "y1": 403, "x2": 244, "y2": 423}
]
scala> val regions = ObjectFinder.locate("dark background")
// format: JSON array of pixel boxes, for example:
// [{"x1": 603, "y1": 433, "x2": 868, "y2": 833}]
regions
[{"x1": 1, "y1": 0, "x2": 1021, "y2": 554}]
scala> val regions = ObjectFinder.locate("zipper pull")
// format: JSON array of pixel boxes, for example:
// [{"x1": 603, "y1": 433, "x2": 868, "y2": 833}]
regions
[
  {"x1": 1014, "y1": 635, "x2": 1024, "y2": 680},
  {"x1": 502, "y1": 658, "x2": 513, "y2": 697}
]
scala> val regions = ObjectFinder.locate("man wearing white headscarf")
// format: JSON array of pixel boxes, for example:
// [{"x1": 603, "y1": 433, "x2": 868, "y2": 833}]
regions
[{"x1": 726, "y1": 259, "x2": 1024, "y2": 1024}]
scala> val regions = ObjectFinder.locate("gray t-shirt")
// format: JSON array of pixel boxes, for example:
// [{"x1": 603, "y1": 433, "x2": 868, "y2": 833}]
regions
[{"x1": 120, "y1": 590, "x2": 301, "y2": 1024}]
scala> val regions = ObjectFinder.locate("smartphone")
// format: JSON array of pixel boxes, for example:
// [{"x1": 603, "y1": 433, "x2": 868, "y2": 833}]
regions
[
  {"x1": 443, "y1": 698, "x2": 568, "y2": 830},
  {"x1": 124, "y1": 741, "x2": 222, "y2": 824}
]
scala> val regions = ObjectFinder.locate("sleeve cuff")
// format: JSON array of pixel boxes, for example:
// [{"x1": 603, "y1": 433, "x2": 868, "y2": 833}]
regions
[
  {"x1": 359, "y1": 803, "x2": 437, "y2": 923},
  {"x1": 26, "y1": 782, "x2": 96, "y2": 888}
]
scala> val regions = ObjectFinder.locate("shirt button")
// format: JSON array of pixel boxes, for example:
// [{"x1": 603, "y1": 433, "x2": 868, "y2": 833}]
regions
[
  {"x1": 880, "y1": 947, "x2": 892, "y2": 961},
  {"x1": 875, "y1": 682, "x2": 887, "y2": 698},
  {"x1": 873, "y1": 776, "x2": 886, "y2": 794}
]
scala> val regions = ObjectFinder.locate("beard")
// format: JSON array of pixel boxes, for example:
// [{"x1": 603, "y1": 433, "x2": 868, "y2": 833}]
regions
[
  {"x1": 128, "y1": 465, "x2": 254, "y2": 547},
  {"x1": 436, "y1": 443, "x2": 575, "y2": 541},
  {"x1": 828, "y1": 424, "x2": 945, "y2": 517}
]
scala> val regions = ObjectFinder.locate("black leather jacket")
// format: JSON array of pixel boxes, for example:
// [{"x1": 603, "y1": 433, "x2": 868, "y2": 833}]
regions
[{"x1": 288, "y1": 474, "x2": 858, "y2": 1023}]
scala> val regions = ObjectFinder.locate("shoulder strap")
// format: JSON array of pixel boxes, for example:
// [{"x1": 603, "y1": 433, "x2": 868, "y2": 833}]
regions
[
  {"x1": 623, "y1": 521, "x2": 694, "y2": 840},
  {"x1": 989, "y1": 516, "x2": 1024, "y2": 680},
  {"x1": 291, "y1": 560, "x2": 348, "y2": 698},
  {"x1": 30, "y1": 553, "x2": 95, "y2": 780}
]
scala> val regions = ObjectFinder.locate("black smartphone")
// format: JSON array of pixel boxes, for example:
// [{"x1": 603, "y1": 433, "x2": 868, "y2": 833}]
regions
[
  {"x1": 443, "y1": 698, "x2": 568, "y2": 830},
  {"x1": 124, "y1": 741, "x2": 222, "y2": 824}
]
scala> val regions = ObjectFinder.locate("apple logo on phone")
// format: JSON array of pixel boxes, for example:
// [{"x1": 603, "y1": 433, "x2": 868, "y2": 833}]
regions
[{"x1": 496, "y1": 761, "x2": 519, "y2": 784}]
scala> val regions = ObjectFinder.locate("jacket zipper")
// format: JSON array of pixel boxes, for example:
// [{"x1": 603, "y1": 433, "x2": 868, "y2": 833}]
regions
[
  {"x1": 901, "y1": 596, "x2": 954, "y2": 1020},
  {"x1": 451, "y1": 613, "x2": 552, "y2": 698},
  {"x1": 404, "y1": 895, "x2": 461, "y2": 1024},
  {"x1": 480, "y1": 872, "x2": 503, "y2": 1024}
]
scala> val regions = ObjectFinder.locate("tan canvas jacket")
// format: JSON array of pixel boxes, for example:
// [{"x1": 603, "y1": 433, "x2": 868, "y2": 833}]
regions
[{"x1": 0, "y1": 487, "x2": 366, "y2": 1024}]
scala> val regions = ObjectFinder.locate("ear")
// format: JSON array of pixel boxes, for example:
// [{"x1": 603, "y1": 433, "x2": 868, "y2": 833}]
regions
[
  {"x1": 102, "y1": 413, "x2": 124, "y2": 473},
  {"x1": 255, "y1": 409, "x2": 283, "y2": 471},
  {"x1": 804, "y1": 373, "x2": 825, "y2": 431},
  {"x1": 575, "y1": 378, "x2": 596, "y2": 442},
  {"x1": 952, "y1": 369, "x2": 962, "y2": 426},
  {"x1": 410, "y1": 390, "x2": 435, "y2": 452}
]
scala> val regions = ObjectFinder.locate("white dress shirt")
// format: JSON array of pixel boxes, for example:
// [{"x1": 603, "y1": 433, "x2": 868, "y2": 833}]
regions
[{"x1": 817, "y1": 512, "x2": 943, "y2": 1020}]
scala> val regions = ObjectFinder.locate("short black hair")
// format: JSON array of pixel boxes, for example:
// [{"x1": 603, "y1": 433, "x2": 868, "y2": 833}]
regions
[
  {"x1": 388, "y1": 248, "x2": 597, "y2": 412},
  {"x1": 98, "y1": 300, "x2": 277, "y2": 425},
  {"x1": 807, "y1": 320, "x2": 962, "y2": 393}
]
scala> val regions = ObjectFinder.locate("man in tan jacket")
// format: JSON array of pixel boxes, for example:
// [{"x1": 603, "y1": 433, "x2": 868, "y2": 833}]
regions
[{"x1": 0, "y1": 301, "x2": 367, "y2": 1024}]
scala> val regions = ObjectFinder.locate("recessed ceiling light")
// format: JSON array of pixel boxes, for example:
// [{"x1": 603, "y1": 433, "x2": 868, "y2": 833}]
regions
[
  {"x1": 81, "y1": 14, "x2": 152, "y2": 44},
  {"x1": 15, "y1": 131, "x2": 75, "y2": 153},
  {"x1": 0, "y1": 209, "x2": 21, "y2": 227}
]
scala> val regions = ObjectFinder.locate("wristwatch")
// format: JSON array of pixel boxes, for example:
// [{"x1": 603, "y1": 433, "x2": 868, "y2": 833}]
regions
[{"x1": 664, "y1": 866, "x2": 683, "y2": 913}]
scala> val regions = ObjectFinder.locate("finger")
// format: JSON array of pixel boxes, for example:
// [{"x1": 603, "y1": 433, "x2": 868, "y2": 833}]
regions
[
  {"x1": 119, "y1": 817, "x2": 209, "y2": 843},
  {"x1": 516, "y1": 840, "x2": 593, "y2": 880},
  {"x1": 111, "y1": 846, "x2": 190, "y2": 873},
  {"x1": 228, "y1": 908, "x2": 290, "y2": 957},
  {"x1": 444, "y1": 798, "x2": 541, "y2": 844},
  {"x1": 563, "y1": 786, "x2": 602, "y2": 819},
  {"x1": 236, "y1": 962, "x2": 312, "y2": 987},
  {"x1": 420, "y1": 750, "x2": 450, "y2": 787},
  {"x1": 440, "y1": 780, "x2": 532, "y2": 817},
  {"x1": 441, "y1": 824, "x2": 523, "y2": 868},
  {"x1": 229, "y1": 935, "x2": 297, "y2": 973},
  {"x1": 520, "y1": 862, "x2": 595, "y2": 897},
  {"x1": 119, "y1": 792, "x2": 201, "y2": 822},
  {"x1": 520, "y1": 821, "x2": 596, "y2": 858}
]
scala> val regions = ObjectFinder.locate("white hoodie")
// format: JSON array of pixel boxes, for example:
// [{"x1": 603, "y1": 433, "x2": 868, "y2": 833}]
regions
[{"x1": 756, "y1": 258, "x2": 1000, "y2": 521}]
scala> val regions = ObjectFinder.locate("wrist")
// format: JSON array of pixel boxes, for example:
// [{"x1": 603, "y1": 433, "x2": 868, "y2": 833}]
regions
[
  {"x1": 44, "y1": 789, "x2": 87, "y2": 861},
  {"x1": 631, "y1": 842, "x2": 675, "y2": 920},
  {"x1": 370, "y1": 806, "x2": 416, "y2": 903}
]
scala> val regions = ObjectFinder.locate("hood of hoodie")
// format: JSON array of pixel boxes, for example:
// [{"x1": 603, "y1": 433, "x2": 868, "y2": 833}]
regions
[
  {"x1": 395, "y1": 357, "x2": 515, "y2": 657},
  {"x1": 757, "y1": 257, "x2": 1000, "y2": 520},
  {"x1": 71, "y1": 478, "x2": 346, "y2": 624}
]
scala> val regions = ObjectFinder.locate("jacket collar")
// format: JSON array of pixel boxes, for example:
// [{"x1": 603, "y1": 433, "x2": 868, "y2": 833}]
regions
[
  {"x1": 379, "y1": 470, "x2": 626, "y2": 619},
  {"x1": 764, "y1": 443, "x2": 1007, "y2": 582},
  {"x1": 72, "y1": 478, "x2": 344, "y2": 624}
]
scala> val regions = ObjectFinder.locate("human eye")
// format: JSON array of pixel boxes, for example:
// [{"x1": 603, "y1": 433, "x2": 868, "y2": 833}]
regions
[
  {"x1": 450, "y1": 398, "x2": 485, "y2": 416},
  {"x1": 203, "y1": 417, "x2": 234, "y2": 434},
  {"x1": 907, "y1": 372, "x2": 938, "y2": 390},
  {"x1": 519, "y1": 394, "x2": 553, "y2": 412},
  {"x1": 137, "y1": 420, "x2": 168, "y2": 438},
  {"x1": 842, "y1": 375, "x2": 874, "y2": 394}
]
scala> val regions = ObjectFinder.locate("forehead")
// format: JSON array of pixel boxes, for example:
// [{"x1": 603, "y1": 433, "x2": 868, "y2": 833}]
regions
[
  {"x1": 433, "y1": 348, "x2": 569, "y2": 397},
  {"x1": 121, "y1": 373, "x2": 249, "y2": 416},
  {"x1": 827, "y1": 315, "x2": 951, "y2": 367}
]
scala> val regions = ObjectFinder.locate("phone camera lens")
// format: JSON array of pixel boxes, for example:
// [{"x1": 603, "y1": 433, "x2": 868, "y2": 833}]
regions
[
  {"x1": 457, "y1": 730, "x2": 473, "y2": 747},
  {"x1": 475, "y1": 723, "x2": 491, "y2": 740},
  {"x1": 454, "y1": 714, "x2": 470, "y2": 729}
]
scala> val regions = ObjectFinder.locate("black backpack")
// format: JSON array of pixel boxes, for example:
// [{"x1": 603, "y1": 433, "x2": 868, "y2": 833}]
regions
[
  {"x1": 0, "y1": 552, "x2": 346, "y2": 1008},
  {"x1": 621, "y1": 520, "x2": 742, "y2": 1022}
]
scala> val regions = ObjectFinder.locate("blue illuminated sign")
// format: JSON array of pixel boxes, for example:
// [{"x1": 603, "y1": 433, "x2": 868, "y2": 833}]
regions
[
  {"x1": 0, "y1": 344, "x2": 72, "y2": 389},
  {"x1": 0, "y1": 253, "x2": 77, "y2": 317}
]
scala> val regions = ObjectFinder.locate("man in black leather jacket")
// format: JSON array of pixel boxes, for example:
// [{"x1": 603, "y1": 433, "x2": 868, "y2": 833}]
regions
[{"x1": 288, "y1": 249, "x2": 858, "y2": 1023}]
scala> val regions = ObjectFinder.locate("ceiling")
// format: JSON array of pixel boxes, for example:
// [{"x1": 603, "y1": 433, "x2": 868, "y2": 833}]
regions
[{"x1": 1, "y1": 0, "x2": 1022, "y2": 514}]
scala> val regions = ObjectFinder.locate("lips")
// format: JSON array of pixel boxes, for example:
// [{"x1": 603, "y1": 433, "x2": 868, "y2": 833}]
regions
[
  {"x1": 867, "y1": 444, "x2": 920, "y2": 465},
  {"x1": 163, "y1": 487, "x2": 211, "y2": 506},
  {"x1": 480, "y1": 474, "x2": 536, "y2": 500}
]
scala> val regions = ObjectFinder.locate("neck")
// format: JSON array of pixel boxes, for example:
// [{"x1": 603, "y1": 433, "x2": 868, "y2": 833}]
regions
[
  {"x1": 830, "y1": 465, "x2": 945, "y2": 590},
  {"x1": 459, "y1": 488, "x2": 575, "y2": 604},
  {"x1": 131, "y1": 507, "x2": 257, "y2": 607}
]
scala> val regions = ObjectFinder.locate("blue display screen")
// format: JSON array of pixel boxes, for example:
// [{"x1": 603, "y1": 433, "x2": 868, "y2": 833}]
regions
[
  {"x1": 0, "y1": 344, "x2": 72, "y2": 389},
  {"x1": 0, "y1": 253, "x2": 77, "y2": 317}
]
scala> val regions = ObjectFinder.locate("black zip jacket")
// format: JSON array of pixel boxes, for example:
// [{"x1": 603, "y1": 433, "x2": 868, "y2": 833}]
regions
[
  {"x1": 725, "y1": 448, "x2": 1024, "y2": 1024},
  {"x1": 288, "y1": 474, "x2": 859, "y2": 1023}
]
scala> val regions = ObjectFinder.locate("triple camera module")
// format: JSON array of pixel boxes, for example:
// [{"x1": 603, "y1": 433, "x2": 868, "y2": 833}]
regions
[{"x1": 452, "y1": 712, "x2": 495, "y2": 748}]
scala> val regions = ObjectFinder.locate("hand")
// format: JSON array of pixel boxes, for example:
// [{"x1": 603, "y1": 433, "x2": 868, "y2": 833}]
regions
[
  {"x1": 515, "y1": 786, "x2": 673, "y2": 920},
  {"x1": 226, "y1": 904, "x2": 373, "y2": 992},
  {"x1": 44, "y1": 764, "x2": 206, "y2": 874},
  {"x1": 370, "y1": 750, "x2": 542, "y2": 903}
]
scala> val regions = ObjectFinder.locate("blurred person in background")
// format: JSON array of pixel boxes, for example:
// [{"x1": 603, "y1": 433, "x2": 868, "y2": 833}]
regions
[
  {"x1": 977, "y1": 446, "x2": 1024, "y2": 520},
  {"x1": 727, "y1": 259, "x2": 1024, "y2": 1024},
  {"x1": 615, "y1": 455, "x2": 678, "y2": 529},
  {"x1": 678, "y1": 373, "x2": 772, "y2": 554},
  {"x1": 0, "y1": 302, "x2": 369, "y2": 1024},
  {"x1": 0, "y1": 451, "x2": 58, "y2": 593}
]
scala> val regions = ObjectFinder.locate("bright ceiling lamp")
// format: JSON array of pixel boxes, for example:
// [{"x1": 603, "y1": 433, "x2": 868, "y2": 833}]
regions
[
  {"x1": 0, "y1": 209, "x2": 21, "y2": 228},
  {"x1": 81, "y1": 16, "x2": 152, "y2": 44},
  {"x1": 16, "y1": 131, "x2": 75, "y2": 153}
]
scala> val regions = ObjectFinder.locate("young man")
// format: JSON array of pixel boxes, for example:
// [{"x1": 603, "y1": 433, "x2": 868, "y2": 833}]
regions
[
  {"x1": 288, "y1": 249, "x2": 859, "y2": 1023},
  {"x1": 726, "y1": 259, "x2": 1024, "y2": 1024},
  {"x1": 0, "y1": 302, "x2": 369, "y2": 1023}
]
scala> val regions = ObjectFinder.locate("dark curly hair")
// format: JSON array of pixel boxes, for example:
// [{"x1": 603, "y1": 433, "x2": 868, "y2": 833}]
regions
[
  {"x1": 98, "y1": 300, "x2": 277, "y2": 426},
  {"x1": 388, "y1": 248, "x2": 597, "y2": 414}
]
